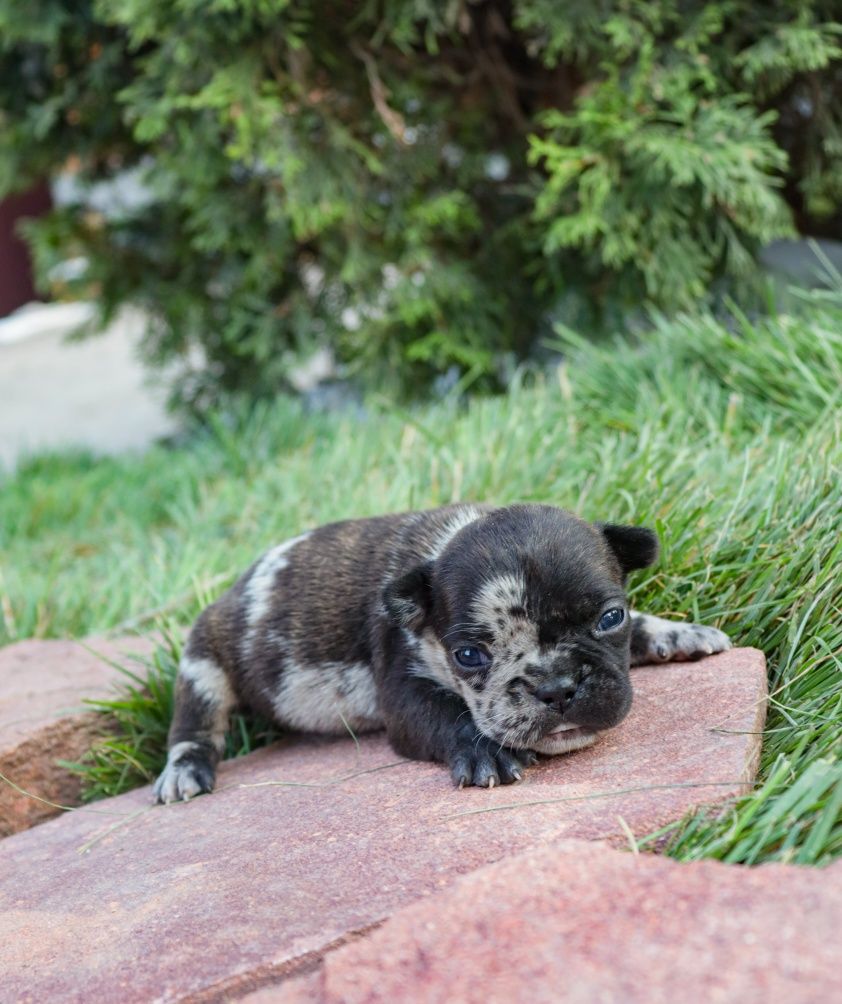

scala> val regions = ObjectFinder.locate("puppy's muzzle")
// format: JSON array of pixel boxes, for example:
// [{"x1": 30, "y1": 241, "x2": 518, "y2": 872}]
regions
[
  {"x1": 531, "y1": 677, "x2": 578, "y2": 714},
  {"x1": 528, "y1": 668, "x2": 632, "y2": 733}
]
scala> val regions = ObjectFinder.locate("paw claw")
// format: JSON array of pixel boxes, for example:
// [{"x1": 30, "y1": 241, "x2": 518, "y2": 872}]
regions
[{"x1": 449, "y1": 735, "x2": 532, "y2": 789}]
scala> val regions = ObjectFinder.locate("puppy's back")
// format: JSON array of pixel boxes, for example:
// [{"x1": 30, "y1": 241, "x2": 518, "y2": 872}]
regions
[{"x1": 205, "y1": 504, "x2": 486, "y2": 715}]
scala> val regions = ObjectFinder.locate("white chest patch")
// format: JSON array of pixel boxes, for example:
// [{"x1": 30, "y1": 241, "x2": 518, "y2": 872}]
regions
[{"x1": 273, "y1": 661, "x2": 382, "y2": 735}]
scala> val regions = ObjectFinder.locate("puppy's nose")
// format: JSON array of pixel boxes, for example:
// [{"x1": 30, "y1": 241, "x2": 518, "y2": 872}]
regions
[{"x1": 533, "y1": 678, "x2": 578, "y2": 714}]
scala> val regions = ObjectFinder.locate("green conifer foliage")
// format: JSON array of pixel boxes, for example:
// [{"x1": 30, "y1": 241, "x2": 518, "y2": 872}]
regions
[{"x1": 1, "y1": 1, "x2": 839, "y2": 408}]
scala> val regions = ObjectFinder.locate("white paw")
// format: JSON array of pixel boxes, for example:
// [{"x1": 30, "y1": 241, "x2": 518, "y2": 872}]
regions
[
  {"x1": 153, "y1": 741, "x2": 215, "y2": 804},
  {"x1": 633, "y1": 614, "x2": 732, "y2": 665}
]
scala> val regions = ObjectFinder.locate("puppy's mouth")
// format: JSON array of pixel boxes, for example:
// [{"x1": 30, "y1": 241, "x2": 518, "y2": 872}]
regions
[{"x1": 528, "y1": 721, "x2": 599, "y2": 756}]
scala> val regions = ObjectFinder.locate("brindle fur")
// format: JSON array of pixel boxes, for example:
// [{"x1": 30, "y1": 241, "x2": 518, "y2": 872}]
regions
[{"x1": 154, "y1": 503, "x2": 730, "y2": 802}]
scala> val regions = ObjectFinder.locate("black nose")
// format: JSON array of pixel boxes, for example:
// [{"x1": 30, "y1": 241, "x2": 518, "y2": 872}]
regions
[{"x1": 533, "y1": 679, "x2": 578, "y2": 714}]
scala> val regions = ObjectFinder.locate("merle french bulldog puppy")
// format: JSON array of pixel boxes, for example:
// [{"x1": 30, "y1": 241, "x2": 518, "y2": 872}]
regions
[{"x1": 154, "y1": 504, "x2": 730, "y2": 802}]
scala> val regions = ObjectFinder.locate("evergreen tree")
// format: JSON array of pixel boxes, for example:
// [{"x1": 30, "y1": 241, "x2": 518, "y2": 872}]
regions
[{"x1": 1, "y1": 1, "x2": 839, "y2": 409}]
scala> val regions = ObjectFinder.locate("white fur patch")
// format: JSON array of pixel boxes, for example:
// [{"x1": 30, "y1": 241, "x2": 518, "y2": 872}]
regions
[
  {"x1": 181, "y1": 655, "x2": 234, "y2": 708},
  {"x1": 470, "y1": 574, "x2": 542, "y2": 728},
  {"x1": 471, "y1": 573, "x2": 528, "y2": 627},
  {"x1": 273, "y1": 661, "x2": 382, "y2": 735},
  {"x1": 243, "y1": 532, "x2": 310, "y2": 653},
  {"x1": 427, "y1": 506, "x2": 482, "y2": 559},
  {"x1": 179, "y1": 656, "x2": 235, "y2": 749}
]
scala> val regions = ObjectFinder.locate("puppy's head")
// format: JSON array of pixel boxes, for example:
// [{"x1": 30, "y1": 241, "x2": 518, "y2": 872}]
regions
[{"x1": 384, "y1": 504, "x2": 657, "y2": 754}]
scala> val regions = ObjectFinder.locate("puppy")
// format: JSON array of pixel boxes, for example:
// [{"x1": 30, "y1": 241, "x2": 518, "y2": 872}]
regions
[{"x1": 154, "y1": 504, "x2": 730, "y2": 802}]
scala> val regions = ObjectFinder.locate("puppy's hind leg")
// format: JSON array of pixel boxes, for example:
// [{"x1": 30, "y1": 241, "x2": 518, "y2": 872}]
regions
[{"x1": 153, "y1": 612, "x2": 236, "y2": 804}]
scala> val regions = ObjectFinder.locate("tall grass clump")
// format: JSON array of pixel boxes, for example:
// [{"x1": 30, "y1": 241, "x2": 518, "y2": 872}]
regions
[{"x1": 1, "y1": 287, "x2": 840, "y2": 862}]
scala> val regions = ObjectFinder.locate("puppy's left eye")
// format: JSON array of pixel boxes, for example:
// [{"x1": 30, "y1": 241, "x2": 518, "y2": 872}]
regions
[
  {"x1": 452, "y1": 646, "x2": 491, "y2": 670},
  {"x1": 597, "y1": 608, "x2": 625, "y2": 632}
]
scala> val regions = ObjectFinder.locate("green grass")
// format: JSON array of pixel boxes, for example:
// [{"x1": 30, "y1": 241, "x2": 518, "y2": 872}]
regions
[
  {"x1": 58, "y1": 626, "x2": 281, "y2": 801},
  {"x1": 1, "y1": 286, "x2": 840, "y2": 863}
]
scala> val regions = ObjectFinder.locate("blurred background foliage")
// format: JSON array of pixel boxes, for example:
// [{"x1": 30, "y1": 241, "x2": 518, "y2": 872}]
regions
[{"x1": 1, "y1": 0, "x2": 840, "y2": 411}]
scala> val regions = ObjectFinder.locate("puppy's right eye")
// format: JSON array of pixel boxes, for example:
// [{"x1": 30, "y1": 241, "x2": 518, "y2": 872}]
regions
[{"x1": 452, "y1": 646, "x2": 491, "y2": 670}]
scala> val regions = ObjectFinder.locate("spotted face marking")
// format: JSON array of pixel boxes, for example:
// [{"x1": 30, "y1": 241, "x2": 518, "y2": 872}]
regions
[
  {"x1": 458, "y1": 574, "x2": 547, "y2": 747},
  {"x1": 470, "y1": 574, "x2": 528, "y2": 626},
  {"x1": 413, "y1": 574, "x2": 543, "y2": 745},
  {"x1": 413, "y1": 536, "x2": 637, "y2": 754}
]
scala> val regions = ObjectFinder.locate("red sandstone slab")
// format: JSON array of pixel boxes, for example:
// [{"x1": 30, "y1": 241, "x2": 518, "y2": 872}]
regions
[
  {"x1": 0, "y1": 637, "x2": 152, "y2": 834},
  {"x1": 0, "y1": 649, "x2": 766, "y2": 1003},
  {"x1": 260, "y1": 839, "x2": 842, "y2": 1004}
]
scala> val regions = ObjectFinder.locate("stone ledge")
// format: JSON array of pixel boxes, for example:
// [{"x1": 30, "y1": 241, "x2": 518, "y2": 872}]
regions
[
  {"x1": 0, "y1": 649, "x2": 766, "y2": 1002},
  {"x1": 0, "y1": 637, "x2": 152, "y2": 834},
  {"x1": 256, "y1": 839, "x2": 842, "y2": 1004}
]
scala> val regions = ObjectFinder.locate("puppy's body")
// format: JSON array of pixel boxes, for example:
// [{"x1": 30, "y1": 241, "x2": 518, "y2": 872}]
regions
[{"x1": 155, "y1": 504, "x2": 730, "y2": 803}]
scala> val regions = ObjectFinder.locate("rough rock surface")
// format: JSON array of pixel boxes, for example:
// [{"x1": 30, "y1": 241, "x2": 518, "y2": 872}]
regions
[
  {"x1": 0, "y1": 636, "x2": 152, "y2": 834},
  {"x1": 0, "y1": 650, "x2": 766, "y2": 1002},
  {"x1": 256, "y1": 839, "x2": 842, "y2": 1004}
]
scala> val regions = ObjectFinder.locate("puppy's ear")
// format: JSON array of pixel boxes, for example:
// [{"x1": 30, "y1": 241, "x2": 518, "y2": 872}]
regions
[
  {"x1": 597, "y1": 523, "x2": 659, "y2": 576},
  {"x1": 383, "y1": 561, "x2": 433, "y2": 631}
]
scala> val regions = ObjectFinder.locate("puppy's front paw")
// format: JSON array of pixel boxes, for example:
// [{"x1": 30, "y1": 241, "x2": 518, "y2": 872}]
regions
[
  {"x1": 447, "y1": 734, "x2": 536, "y2": 789},
  {"x1": 153, "y1": 741, "x2": 216, "y2": 804},
  {"x1": 631, "y1": 613, "x2": 732, "y2": 665}
]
